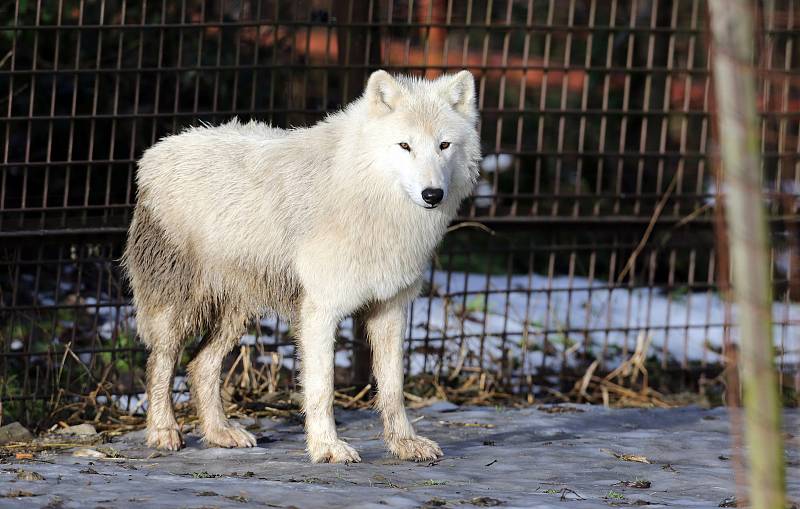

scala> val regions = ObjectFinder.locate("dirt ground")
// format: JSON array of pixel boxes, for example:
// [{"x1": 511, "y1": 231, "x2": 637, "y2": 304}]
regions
[{"x1": 1, "y1": 404, "x2": 798, "y2": 508}]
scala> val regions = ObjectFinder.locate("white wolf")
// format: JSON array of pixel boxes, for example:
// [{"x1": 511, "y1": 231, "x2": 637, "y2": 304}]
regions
[{"x1": 122, "y1": 70, "x2": 481, "y2": 463}]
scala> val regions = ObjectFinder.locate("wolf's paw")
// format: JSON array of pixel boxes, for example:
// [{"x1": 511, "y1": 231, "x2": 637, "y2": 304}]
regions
[
  {"x1": 387, "y1": 435, "x2": 443, "y2": 462},
  {"x1": 308, "y1": 439, "x2": 361, "y2": 464},
  {"x1": 203, "y1": 423, "x2": 257, "y2": 448},
  {"x1": 146, "y1": 426, "x2": 184, "y2": 451}
]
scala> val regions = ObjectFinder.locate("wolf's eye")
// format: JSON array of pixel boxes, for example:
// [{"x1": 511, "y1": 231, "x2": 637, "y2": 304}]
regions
[
  {"x1": 399, "y1": 142, "x2": 411, "y2": 151},
  {"x1": 439, "y1": 141, "x2": 451, "y2": 150}
]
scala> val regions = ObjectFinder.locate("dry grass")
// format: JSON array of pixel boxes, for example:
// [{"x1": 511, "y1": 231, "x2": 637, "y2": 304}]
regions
[
  {"x1": 569, "y1": 332, "x2": 673, "y2": 409},
  {"x1": 3, "y1": 329, "x2": 717, "y2": 445}
]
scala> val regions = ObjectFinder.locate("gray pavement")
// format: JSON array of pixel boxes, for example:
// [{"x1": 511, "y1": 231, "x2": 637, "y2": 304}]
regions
[{"x1": 1, "y1": 404, "x2": 798, "y2": 508}]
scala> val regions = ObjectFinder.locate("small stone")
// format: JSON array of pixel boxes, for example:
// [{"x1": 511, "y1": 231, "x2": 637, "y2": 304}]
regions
[
  {"x1": 469, "y1": 497, "x2": 504, "y2": 507},
  {"x1": 425, "y1": 401, "x2": 459, "y2": 412},
  {"x1": 72, "y1": 448, "x2": 107, "y2": 459},
  {"x1": 3, "y1": 490, "x2": 36, "y2": 498},
  {"x1": 15, "y1": 470, "x2": 45, "y2": 481},
  {"x1": 0, "y1": 422, "x2": 33, "y2": 444},
  {"x1": 55, "y1": 423, "x2": 97, "y2": 436}
]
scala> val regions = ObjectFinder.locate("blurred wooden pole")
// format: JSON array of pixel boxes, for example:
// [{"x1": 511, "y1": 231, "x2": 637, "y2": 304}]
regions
[{"x1": 707, "y1": 1, "x2": 785, "y2": 508}]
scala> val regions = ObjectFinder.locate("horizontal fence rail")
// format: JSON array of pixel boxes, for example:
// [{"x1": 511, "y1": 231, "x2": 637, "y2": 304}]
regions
[{"x1": 1, "y1": 0, "x2": 799, "y2": 424}]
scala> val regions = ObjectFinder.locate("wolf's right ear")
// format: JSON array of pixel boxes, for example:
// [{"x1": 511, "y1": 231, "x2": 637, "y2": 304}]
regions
[
  {"x1": 366, "y1": 70, "x2": 402, "y2": 115},
  {"x1": 439, "y1": 70, "x2": 477, "y2": 119}
]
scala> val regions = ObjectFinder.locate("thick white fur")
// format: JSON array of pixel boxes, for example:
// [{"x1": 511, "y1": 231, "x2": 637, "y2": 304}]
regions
[{"x1": 129, "y1": 70, "x2": 481, "y2": 462}]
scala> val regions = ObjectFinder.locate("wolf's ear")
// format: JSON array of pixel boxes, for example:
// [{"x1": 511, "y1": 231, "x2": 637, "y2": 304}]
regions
[
  {"x1": 366, "y1": 70, "x2": 402, "y2": 114},
  {"x1": 440, "y1": 70, "x2": 476, "y2": 117}
]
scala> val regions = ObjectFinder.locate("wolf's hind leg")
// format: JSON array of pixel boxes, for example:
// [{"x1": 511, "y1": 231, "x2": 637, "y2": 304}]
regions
[
  {"x1": 142, "y1": 308, "x2": 184, "y2": 451},
  {"x1": 367, "y1": 294, "x2": 443, "y2": 461},
  {"x1": 187, "y1": 312, "x2": 256, "y2": 448}
]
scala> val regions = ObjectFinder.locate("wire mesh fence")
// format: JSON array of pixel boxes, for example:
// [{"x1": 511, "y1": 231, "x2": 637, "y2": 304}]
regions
[{"x1": 1, "y1": 0, "x2": 799, "y2": 425}]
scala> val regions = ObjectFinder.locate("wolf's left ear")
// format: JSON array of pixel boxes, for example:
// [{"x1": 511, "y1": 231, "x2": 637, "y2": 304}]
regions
[
  {"x1": 366, "y1": 70, "x2": 402, "y2": 115},
  {"x1": 440, "y1": 70, "x2": 476, "y2": 117}
]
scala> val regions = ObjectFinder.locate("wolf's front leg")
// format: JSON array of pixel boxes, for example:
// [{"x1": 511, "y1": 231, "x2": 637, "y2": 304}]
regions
[
  {"x1": 366, "y1": 295, "x2": 443, "y2": 461},
  {"x1": 298, "y1": 298, "x2": 361, "y2": 463}
]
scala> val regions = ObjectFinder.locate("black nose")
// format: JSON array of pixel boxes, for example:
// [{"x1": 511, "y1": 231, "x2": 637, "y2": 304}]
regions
[{"x1": 421, "y1": 187, "x2": 444, "y2": 206}]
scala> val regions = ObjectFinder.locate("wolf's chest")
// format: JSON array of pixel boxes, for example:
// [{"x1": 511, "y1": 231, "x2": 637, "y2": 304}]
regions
[
  {"x1": 352, "y1": 219, "x2": 443, "y2": 299},
  {"x1": 295, "y1": 213, "x2": 444, "y2": 310}
]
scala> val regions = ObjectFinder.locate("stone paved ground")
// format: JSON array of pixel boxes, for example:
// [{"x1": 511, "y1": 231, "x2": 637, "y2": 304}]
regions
[{"x1": 1, "y1": 404, "x2": 798, "y2": 509}]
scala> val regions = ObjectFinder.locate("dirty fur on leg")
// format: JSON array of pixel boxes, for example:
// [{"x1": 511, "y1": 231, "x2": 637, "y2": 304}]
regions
[
  {"x1": 139, "y1": 307, "x2": 184, "y2": 451},
  {"x1": 187, "y1": 312, "x2": 257, "y2": 448}
]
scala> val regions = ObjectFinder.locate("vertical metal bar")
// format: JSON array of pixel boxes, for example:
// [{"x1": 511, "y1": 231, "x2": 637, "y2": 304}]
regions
[
  {"x1": 532, "y1": 0, "x2": 554, "y2": 217},
  {"x1": 655, "y1": 0, "x2": 678, "y2": 211},
  {"x1": 600, "y1": 249, "x2": 618, "y2": 368},
  {"x1": 149, "y1": 0, "x2": 166, "y2": 145},
  {"x1": 191, "y1": 0, "x2": 206, "y2": 120},
  {"x1": 550, "y1": 0, "x2": 576, "y2": 217},
  {"x1": 632, "y1": 0, "x2": 658, "y2": 217},
  {"x1": 126, "y1": 0, "x2": 146, "y2": 208},
  {"x1": 0, "y1": 0, "x2": 21, "y2": 217},
  {"x1": 252, "y1": 0, "x2": 266, "y2": 122},
  {"x1": 612, "y1": 0, "x2": 636, "y2": 215},
  {"x1": 301, "y1": 0, "x2": 312, "y2": 123},
  {"x1": 84, "y1": 0, "x2": 106, "y2": 210},
  {"x1": 403, "y1": 0, "x2": 413, "y2": 69},
  {"x1": 321, "y1": 0, "x2": 334, "y2": 112},
  {"x1": 171, "y1": 0, "x2": 187, "y2": 133},
  {"x1": 62, "y1": 0, "x2": 86, "y2": 224},
  {"x1": 510, "y1": 0, "x2": 534, "y2": 218},
  {"x1": 521, "y1": 247, "x2": 535, "y2": 396},
  {"x1": 437, "y1": 248, "x2": 456, "y2": 380},
  {"x1": 560, "y1": 250, "x2": 576, "y2": 378},
  {"x1": 582, "y1": 249, "x2": 597, "y2": 363},
  {"x1": 682, "y1": 248, "x2": 696, "y2": 369},
  {"x1": 42, "y1": 0, "x2": 65, "y2": 228},
  {"x1": 230, "y1": 1, "x2": 244, "y2": 114},
  {"x1": 21, "y1": 0, "x2": 43, "y2": 216},
  {"x1": 419, "y1": 264, "x2": 434, "y2": 376},
  {"x1": 540, "y1": 250, "x2": 556, "y2": 373},
  {"x1": 485, "y1": 1, "x2": 511, "y2": 218},
  {"x1": 573, "y1": 0, "x2": 596, "y2": 218},
  {"x1": 673, "y1": 0, "x2": 700, "y2": 217},
  {"x1": 105, "y1": 0, "x2": 126, "y2": 218},
  {"x1": 211, "y1": 0, "x2": 224, "y2": 121},
  {"x1": 593, "y1": 0, "x2": 617, "y2": 217}
]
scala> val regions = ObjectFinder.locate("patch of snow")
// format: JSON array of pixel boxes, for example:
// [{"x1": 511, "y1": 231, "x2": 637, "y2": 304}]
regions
[
  {"x1": 404, "y1": 270, "x2": 800, "y2": 374},
  {"x1": 335, "y1": 350, "x2": 351, "y2": 368},
  {"x1": 472, "y1": 179, "x2": 494, "y2": 208},
  {"x1": 38, "y1": 295, "x2": 56, "y2": 306},
  {"x1": 481, "y1": 153, "x2": 514, "y2": 173}
]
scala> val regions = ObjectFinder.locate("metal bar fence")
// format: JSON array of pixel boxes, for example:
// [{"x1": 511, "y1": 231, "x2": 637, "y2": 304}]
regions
[{"x1": 1, "y1": 0, "x2": 798, "y2": 425}]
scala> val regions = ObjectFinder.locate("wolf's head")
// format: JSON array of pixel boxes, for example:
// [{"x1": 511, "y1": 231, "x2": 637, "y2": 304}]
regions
[{"x1": 358, "y1": 70, "x2": 481, "y2": 210}]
